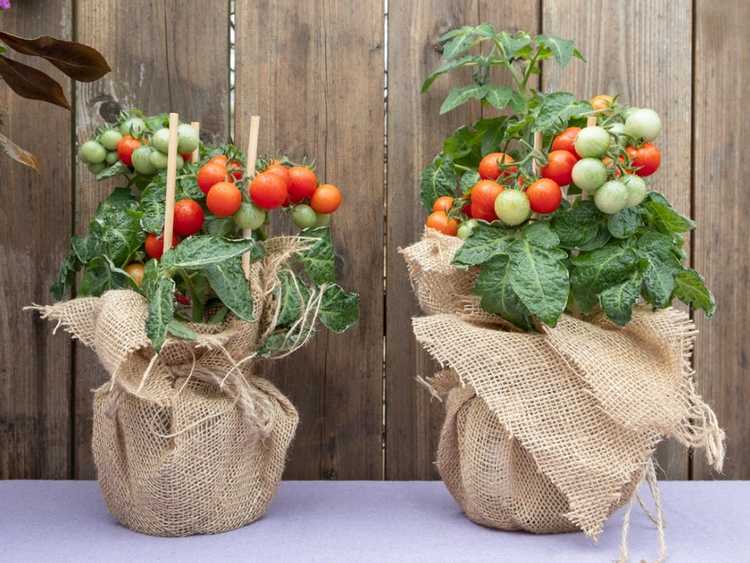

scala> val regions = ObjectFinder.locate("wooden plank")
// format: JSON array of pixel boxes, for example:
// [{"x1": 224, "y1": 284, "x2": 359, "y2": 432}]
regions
[
  {"x1": 0, "y1": 0, "x2": 73, "y2": 479},
  {"x1": 385, "y1": 1, "x2": 540, "y2": 480},
  {"x1": 692, "y1": 1, "x2": 750, "y2": 480},
  {"x1": 542, "y1": 0, "x2": 693, "y2": 479},
  {"x1": 74, "y1": 0, "x2": 229, "y2": 478},
  {"x1": 235, "y1": 0, "x2": 385, "y2": 479}
]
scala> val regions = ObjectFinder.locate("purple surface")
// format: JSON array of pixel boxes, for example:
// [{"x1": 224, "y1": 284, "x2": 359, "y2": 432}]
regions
[{"x1": 1, "y1": 480, "x2": 748, "y2": 562}]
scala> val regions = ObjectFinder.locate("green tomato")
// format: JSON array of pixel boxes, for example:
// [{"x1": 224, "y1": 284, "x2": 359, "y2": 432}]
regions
[
  {"x1": 607, "y1": 122, "x2": 626, "y2": 137},
  {"x1": 151, "y1": 128, "x2": 170, "y2": 154},
  {"x1": 233, "y1": 202, "x2": 266, "y2": 230},
  {"x1": 315, "y1": 212, "x2": 332, "y2": 227},
  {"x1": 105, "y1": 151, "x2": 119, "y2": 165},
  {"x1": 594, "y1": 180, "x2": 628, "y2": 214},
  {"x1": 149, "y1": 149, "x2": 168, "y2": 169},
  {"x1": 132, "y1": 146, "x2": 157, "y2": 175},
  {"x1": 87, "y1": 161, "x2": 106, "y2": 174},
  {"x1": 574, "y1": 126, "x2": 610, "y2": 158},
  {"x1": 622, "y1": 175, "x2": 647, "y2": 207},
  {"x1": 571, "y1": 158, "x2": 608, "y2": 193},
  {"x1": 78, "y1": 140, "x2": 106, "y2": 164},
  {"x1": 177, "y1": 123, "x2": 199, "y2": 153},
  {"x1": 119, "y1": 117, "x2": 146, "y2": 138},
  {"x1": 622, "y1": 107, "x2": 640, "y2": 121},
  {"x1": 98, "y1": 129, "x2": 122, "y2": 151},
  {"x1": 457, "y1": 222, "x2": 474, "y2": 240},
  {"x1": 494, "y1": 190, "x2": 530, "y2": 226},
  {"x1": 624, "y1": 108, "x2": 662, "y2": 141},
  {"x1": 292, "y1": 204, "x2": 318, "y2": 229}
]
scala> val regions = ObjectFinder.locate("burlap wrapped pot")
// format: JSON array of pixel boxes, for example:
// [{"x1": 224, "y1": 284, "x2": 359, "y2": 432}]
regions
[
  {"x1": 33, "y1": 238, "x2": 314, "y2": 536},
  {"x1": 402, "y1": 230, "x2": 725, "y2": 555}
]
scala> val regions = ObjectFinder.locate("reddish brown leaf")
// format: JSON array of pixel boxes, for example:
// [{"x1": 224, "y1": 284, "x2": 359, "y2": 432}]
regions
[
  {"x1": 0, "y1": 32, "x2": 110, "y2": 82},
  {"x1": 0, "y1": 55, "x2": 70, "y2": 109},
  {"x1": 0, "y1": 132, "x2": 40, "y2": 172}
]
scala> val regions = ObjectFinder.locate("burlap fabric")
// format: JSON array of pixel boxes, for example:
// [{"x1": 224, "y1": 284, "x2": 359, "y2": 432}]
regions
[
  {"x1": 33, "y1": 238, "x2": 311, "y2": 536},
  {"x1": 402, "y1": 229, "x2": 725, "y2": 546}
]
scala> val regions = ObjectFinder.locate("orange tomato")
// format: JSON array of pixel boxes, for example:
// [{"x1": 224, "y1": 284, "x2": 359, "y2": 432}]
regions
[
  {"x1": 591, "y1": 94, "x2": 614, "y2": 111},
  {"x1": 197, "y1": 162, "x2": 228, "y2": 194},
  {"x1": 310, "y1": 184, "x2": 342, "y2": 213},
  {"x1": 425, "y1": 211, "x2": 450, "y2": 234},
  {"x1": 206, "y1": 181, "x2": 242, "y2": 217},
  {"x1": 478, "y1": 152, "x2": 516, "y2": 180},
  {"x1": 432, "y1": 196, "x2": 454, "y2": 213}
]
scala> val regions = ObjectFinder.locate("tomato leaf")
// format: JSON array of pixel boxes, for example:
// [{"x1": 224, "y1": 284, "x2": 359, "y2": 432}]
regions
[
  {"x1": 0, "y1": 54, "x2": 69, "y2": 109},
  {"x1": 297, "y1": 226, "x2": 336, "y2": 285},
  {"x1": 673, "y1": 268, "x2": 716, "y2": 317},
  {"x1": 161, "y1": 235, "x2": 260, "y2": 270},
  {"x1": 533, "y1": 92, "x2": 590, "y2": 132},
  {"x1": 204, "y1": 257, "x2": 254, "y2": 321},
  {"x1": 275, "y1": 270, "x2": 312, "y2": 327},
  {"x1": 599, "y1": 272, "x2": 643, "y2": 326},
  {"x1": 440, "y1": 84, "x2": 487, "y2": 114},
  {"x1": 536, "y1": 35, "x2": 579, "y2": 68},
  {"x1": 483, "y1": 85, "x2": 513, "y2": 110},
  {"x1": 473, "y1": 254, "x2": 534, "y2": 331},
  {"x1": 95, "y1": 160, "x2": 129, "y2": 180},
  {"x1": 320, "y1": 284, "x2": 360, "y2": 333},
  {"x1": 167, "y1": 320, "x2": 198, "y2": 341},
  {"x1": 439, "y1": 24, "x2": 494, "y2": 59},
  {"x1": 139, "y1": 183, "x2": 166, "y2": 234},
  {"x1": 452, "y1": 222, "x2": 514, "y2": 267},
  {"x1": 79, "y1": 256, "x2": 136, "y2": 296},
  {"x1": 551, "y1": 199, "x2": 604, "y2": 249},
  {"x1": 642, "y1": 192, "x2": 695, "y2": 233},
  {"x1": 637, "y1": 231, "x2": 682, "y2": 307},
  {"x1": 419, "y1": 154, "x2": 457, "y2": 211},
  {"x1": 607, "y1": 207, "x2": 643, "y2": 239},
  {"x1": 0, "y1": 32, "x2": 110, "y2": 82},
  {"x1": 496, "y1": 31, "x2": 532, "y2": 60},
  {"x1": 0, "y1": 131, "x2": 39, "y2": 171},
  {"x1": 459, "y1": 170, "x2": 481, "y2": 194},
  {"x1": 421, "y1": 55, "x2": 480, "y2": 93},
  {"x1": 51, "y1": 253, "x2": 80, "y2": 300},
  {"x1": 146, "y1": 275, "x2": 176, "y2": 351}
]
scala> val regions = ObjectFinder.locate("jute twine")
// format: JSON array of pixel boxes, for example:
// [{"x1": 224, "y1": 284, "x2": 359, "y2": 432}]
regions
[
  {"x1": 29, "y1": 237, "x2": 319, "y2": 536},
  {"x1": 403, "y1": 229, "x2": 725, "y2": 561}
]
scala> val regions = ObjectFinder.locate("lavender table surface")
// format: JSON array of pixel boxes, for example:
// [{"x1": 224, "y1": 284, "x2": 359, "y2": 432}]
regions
[{"x1": 1, "y1": 480, "x2": 748, "y2": 562}]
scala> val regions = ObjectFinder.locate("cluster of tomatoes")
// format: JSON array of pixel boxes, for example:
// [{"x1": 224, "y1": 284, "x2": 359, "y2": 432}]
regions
[
  {"x1": 425, "y1": 95, "x2": 663, "y2": 238},
  {"x1": 78, "y1": 116, "x2": 200, "y2": 175}
]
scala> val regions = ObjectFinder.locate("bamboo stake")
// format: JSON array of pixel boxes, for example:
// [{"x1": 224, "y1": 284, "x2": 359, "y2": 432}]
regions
[
  {"x1": 242, "y1": 115, "x2": 261, "y2": 279},
  {"x1": 190, "y1": 121, "x2": 200, "y2": 164},
  {"x1": 532, "y1": 130, "x2": 543, "y2": 176},
  {"x1": 163, "y1": 112, "x2": 180, "y2": 250}
]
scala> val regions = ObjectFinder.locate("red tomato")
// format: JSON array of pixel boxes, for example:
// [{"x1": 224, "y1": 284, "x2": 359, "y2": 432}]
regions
[
  {"x1": 181, "y1": 152, "x2": 193, "y2": 164},
  {"x1": 551, "y1": 127, "x2": 581, "y2": 158},
  {"x1": 462, "y1": 203, "x2": 473, "y2": 218},
  {"x1": 287, "y1": 166, "x2": 318, "y2": 203},
  {"x1": 425, "y1": 211, "x2": 458, "y2": 236},
  {"x1": 227, "y1": 160, "x2": 243, "y2": 181},
  {"x1": 541, "y1": 150, "x2": 577, "y2": 186},
  {"x1": 175, "y1": 293, "x2": 191, "y2": 306},
  {"x1": 116, "y1": 135, "x2": 141, "y2": 167},
  {"x1": 250, "y1": 172, "x2": 288, "y2": 209},
  {"x1": 470, "y1": 201, "x2": 496, "y2": 222},
  {"x1": 208, "y1": 155, "x2": 229, "y2": 166},
  {"x1": 526, "y1": 178, "x2": 562, "y2": 214},
  {"x1": 173, "y1": 199, "x2": 204, "y2": 236},
  {"x1": 432, "y1": 196, "x2": 454, "y2": 213},
  {"x1": 626, "y1": 143, "x2": 661, "y2": 177},
  {"x1": 144, "y1": 232, "x2": 181, "y2": 259},
  {"x1": 265, "y1": 164, "x2": 290, "y2": 187},
  {"x1": 478, "y1": 152, "x2": 516, "y2": 180},
  {"x1": 311, "y1": 184, "x2": 342, "y2": 214},
  {"x1": 197, "y1": 162, "x2": 228, "y2": 194},
  {"x1": 206, "y1": 181, "x2": 242, "y2": 217},
  {"x1": 470, "y1": 179, "x2": 503, "y2": 210}
]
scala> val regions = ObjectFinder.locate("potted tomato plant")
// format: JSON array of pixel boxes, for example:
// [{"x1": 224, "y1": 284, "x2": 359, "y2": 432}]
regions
[{"x1": 404, "y1": 26, "x2": 722, "y2": 559}]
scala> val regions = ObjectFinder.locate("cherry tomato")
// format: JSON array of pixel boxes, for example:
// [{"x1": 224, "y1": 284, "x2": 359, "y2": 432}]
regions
[
  {"x1": 495, "y1": 190, "x2": 531, "y2": 226},
  {"x1": 462, "y1": 203, "x2": 473, "y2": 218},
  {"x1": 590, "y1": 94, "x2": 614, "y2": 111},
  {"x1": 311, "y1": 184, "x2": 342, "y2": 214},
  {"x1": 443, "y1": 217, "x2": 459, "y2": 236},
  {"x1": 176, "y1": 293, "x2": 191, "y2": 306},
  {"x1": 208, "y1": 155, "x2": 229, "y2": 166},
  {"x1": 206, "y1": 181, "x2": 242, "y2": 217},
  {"x1": 250, "y1": 172, "x2": 288, "y2": 209},
  {"x1": 124, "y1": 262, "x2": 145, "y2": 287},
  {"x1": 144, "y1": 232, "x2": 181, "y2": 259},
  {"x1": 478, "y1": 152, "x2": 516, "y2": 180},
  {"x1": 432, "y1": 196, "x2": 454, "y2": 213},
  {"x1": 116, "y1": 135, "x2": 141, "y2": 167},
  {"x1": 287, "y1": 166, "x2": 318, "y2": 203},
  {"x1": 173, "y1": 199, "x2": 205, "y2": 236},
  {"x1": 426, "y1": 211, "x2": 457, "y2": 235},
  {"x1": 626, "y1": 143, "x2": 661, "y2": 177},
  {"x1": 197, "y1": 162, "x2": 228, "y2": 194},
  {"x1": 181, "y1": 152, "x2": 193, "y2": 164},
  {"x1": 526, "y1": 178, "x2": 562, "y2": 214},
  {"x1": 227, "y1": 160, "x2": 244, "y2": 181},
  {"x1": 541, "y1": 150, "x2": 577, "y2": 186},
  {"x1": 552, "y1": 127, "x2": 581, "y2": 158},
  {"x1": 470, "y1": 179, "x2": 503, "y2": 210},
  {"x1": 264, "y1": 164, "x2": 290, "y2": 188},
  {"x1": 470, "y1": 201, "x2": 496, "y2": 222}
]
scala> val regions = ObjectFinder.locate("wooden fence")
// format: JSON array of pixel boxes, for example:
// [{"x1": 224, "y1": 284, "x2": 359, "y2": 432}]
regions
[{"x1": 1, "y1": 0, "x2": 747, "y2": 481}]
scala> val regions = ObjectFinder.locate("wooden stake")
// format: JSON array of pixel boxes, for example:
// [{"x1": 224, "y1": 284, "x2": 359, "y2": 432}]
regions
[
  {"x1": 242, "y1": 115, "x2": 261, "y2": 279},
  {"x1": 532, "y1": 130, "x2": 543, "y2": 176},
  {"x1": 190, "y1": 121, "x2": 200, "y2": 164},
  {"x1": 163, "y1": 112, "x2": 180, "y2": 250}
]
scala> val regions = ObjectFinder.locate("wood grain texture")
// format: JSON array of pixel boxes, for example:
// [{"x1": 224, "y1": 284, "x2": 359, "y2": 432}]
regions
[
  {"x1": 542, "y1": 0, "x2": 693, "y2": 480},
  {"x1": 74, "y1": 0, "x2": 229, "y2": 478},
  {"x1": 0, "y1": 0, "x2": 73, "y2": 479},
  {"x1": 235, "y1": 0, "x2": 385, "y2": 479},
  {"x1": 692, "y1": 0, "x2": 750, "y2": 480},
  {"x1": 385, "y1": 1, "x2": 539, "y2": 480}
]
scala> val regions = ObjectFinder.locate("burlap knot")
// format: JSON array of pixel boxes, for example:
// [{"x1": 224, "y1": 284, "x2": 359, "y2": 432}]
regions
[{"x1": 403, "y1": 229, "x2": 725, "y2": 560}]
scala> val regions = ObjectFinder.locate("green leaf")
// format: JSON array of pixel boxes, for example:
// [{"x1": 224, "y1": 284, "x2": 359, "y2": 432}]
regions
[
  {"x1": 71, "y1": 233, "x2": 99, "y2": 264},
  {"x1": 161, "y1": 235, "x2": 260, "y2": 270},
  {"x1": 483, "y1": 85, "x2": 513, "y2": 110},
  {"x1": 599, "y1": 273, "x2": 643, "y2": 325},
  {"x1": 475, "y1": 117, "x2": 508, "y2": 156},
  {"x1": 551, "y1": 199, "x2": 604, "y2": 249},
  {"x1": 79, "y1": 256, "x2": 135, "y2": 296},
  {"x1": 95, "y1": 160, "x2": 129, "y2": 180},
  {"x1": 421, "y1": 55, "x2": 480, "y2": 92},
  {"x1": 508, "y1": 233, "x2": 569, "y2": 327},
  {"x1": 204, "y1": 256, "x2": 254, "y2": 321},
  {"x1": 439, "y1": 24, "x2": 494, "y2": 59},
  {"x1": 520, "y1": 221, "x2": 559, "y2": 249},
  {"x1": 139, "y1": 182, "x2": 166, "y2": 234},
  {"x1": 51, "y1": 252, "x2": 79, "y2": 300},
  {"x1": 533, "y1": 92, "x2": 591, "y2": 132},
  {"x1": 146, "y1": 275, "x2": 176, "y2": 351},
  {"x1": 141, "y1": 259, "x2": 160, "y2": 300},
  {"x1": 276, "y1": 270, "x2": 312, "y2": 327},
  {"x1": 443, "y1": 126, "x2": 481, "y2": 164},
  {"x1": 673, "y1": 268, "x2": 716, "y2": 317},
  {"x1": 452, "y1": 222, "x2": 513, "y2": 267},
  {"x1": 607, "y1": 207, "x2": 642, "y2": 239},
  {"x1": 642, "y1": 192, "x2": 695, "y2": 233},
  {"x1": 496, "y1": 31, "x2": 532, "y2": 60},
  {"x1": 419, "y1": 154, "x2": 457, "y2": 211},
  {"x1": 298, "y1": 226, "x2": 336, "y2": 284},
  {"x1": 320, "y1": 285, "x2": 360, "y2": 333},
  {"x1": 167, "y1": 319, "x2": 198, "y2": 341},
  {"x1": 87, "y1": 187, "x2": 144, "y2": 267},
  {"x1": 204, "y1": 216, "x2": 236, "y2": 237},
  {"x1": 459, "y1": 170, "x2": 481, "y2": 194},
  {"x1": 473, "y1": 255, "x2": 534, "y2": 330},
  {"x1": 537, "y1": 35, "x2": 578, "y2": 67},
  {"x1": 440, "y1": 84, "x2": 487, "y2": 114},
  {"x1": 637, "y1": 231, "x2": 682, "y2": 307}
]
